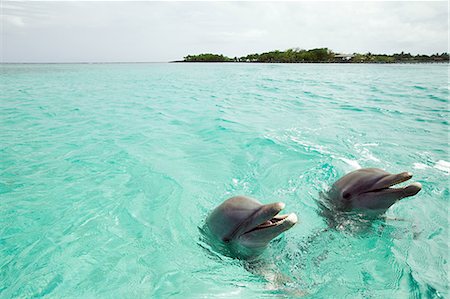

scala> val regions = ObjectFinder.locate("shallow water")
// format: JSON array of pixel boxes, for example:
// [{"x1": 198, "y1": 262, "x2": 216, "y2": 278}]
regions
[{"x1": 1, "y1": 63, "x2": 448, "y2": 298}]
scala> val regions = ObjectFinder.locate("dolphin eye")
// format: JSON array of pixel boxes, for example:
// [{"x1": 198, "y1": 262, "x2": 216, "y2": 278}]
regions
[{"x1": 342, "y1": 192, "x2": 351, "y2": 200}]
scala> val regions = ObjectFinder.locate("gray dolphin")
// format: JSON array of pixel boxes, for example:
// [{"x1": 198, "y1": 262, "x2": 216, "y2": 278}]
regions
[
  {"x1": 327, "y1": 168, "x2": 422, "y2": 213},
  {"x1": 205, "y1": 196, "x2": 298, "y2": 259}
]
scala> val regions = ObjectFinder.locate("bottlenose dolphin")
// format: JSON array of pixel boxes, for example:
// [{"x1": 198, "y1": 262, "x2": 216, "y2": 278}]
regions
[
  {"x1": 315, "y1": 168, "x2": 423, "y2": 232},
  {"x1": 205, "y1": 196, "x2": 298, "y2": 259},
  {"x1": 327, "y1": 168, "x2": 422, "y2": 213},
  {"x1": 328, "y1": 168, "x2": 422, "y2": 212}
]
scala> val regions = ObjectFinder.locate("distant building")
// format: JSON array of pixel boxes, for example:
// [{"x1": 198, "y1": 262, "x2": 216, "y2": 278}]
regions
[{"x1": 334, "y1": 53, "x2": 354, "y2": 61}]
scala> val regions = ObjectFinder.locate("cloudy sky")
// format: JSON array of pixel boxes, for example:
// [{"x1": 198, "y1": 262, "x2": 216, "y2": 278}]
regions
[{"x1": 2, "y1": 1, "x2": 448, "y2": 62}]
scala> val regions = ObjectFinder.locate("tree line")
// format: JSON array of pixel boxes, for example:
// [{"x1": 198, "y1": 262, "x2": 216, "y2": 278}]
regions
[{"x1": 181, "y1": 48, "x2": 449, "y2": 63}]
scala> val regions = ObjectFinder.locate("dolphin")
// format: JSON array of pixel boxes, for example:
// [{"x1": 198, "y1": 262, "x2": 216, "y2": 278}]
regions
[
  {"x1": 205, "y1": 196, "x2": 298, "y2": 259},
  {"x1": 326, "y1": 168, "x2": 422, "y2": 213}
]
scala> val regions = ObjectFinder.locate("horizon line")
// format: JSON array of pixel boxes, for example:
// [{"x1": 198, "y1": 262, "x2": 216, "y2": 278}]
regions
[{"x1": 0, "y1": 61, "x2": 171, "y2": 64}]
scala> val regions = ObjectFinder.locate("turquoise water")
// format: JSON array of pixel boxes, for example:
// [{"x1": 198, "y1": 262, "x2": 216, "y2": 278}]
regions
[{"x1": 1, "y1": 63, "x2": 448, "y2": 298}]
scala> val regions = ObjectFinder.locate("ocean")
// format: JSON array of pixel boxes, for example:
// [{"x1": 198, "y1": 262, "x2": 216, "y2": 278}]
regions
[{"x1": 1, "y1": 63, "x2": 448, "y2": 298}]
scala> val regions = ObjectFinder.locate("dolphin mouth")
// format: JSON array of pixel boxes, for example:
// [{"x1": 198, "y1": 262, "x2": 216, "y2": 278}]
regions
[
  {"x1": 242, "y1": 203, "x2": 298, "y2": 235},
  {"x1": 244, "y1": 214, "x2": 290, "y2": 234},
  {"x1": 361, "y1": 172, "x2": 422, "y2": 197}
]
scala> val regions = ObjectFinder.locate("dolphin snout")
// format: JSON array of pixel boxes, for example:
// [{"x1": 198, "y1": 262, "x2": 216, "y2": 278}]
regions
[
  {"x1": 285, "y1": 213, "x2": 298, "y2": 225},
  {"x1": 275, "y1": 202, "x2": 286, "y2": 211},
  {"x1": 402, "y1": 172, "x2": 413, "y2": 180},
  {"x1": 403, "y1": 182, "x2": 422, "y2": 197}
]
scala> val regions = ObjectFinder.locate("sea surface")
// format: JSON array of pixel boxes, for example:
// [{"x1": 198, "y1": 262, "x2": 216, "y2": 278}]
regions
[{"x1": 1, "y1": 63, "x2": 448, "y2": 298}]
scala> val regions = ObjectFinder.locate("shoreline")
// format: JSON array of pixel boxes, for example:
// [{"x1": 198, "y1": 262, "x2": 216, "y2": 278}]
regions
[
  {"x1": 171, "y1": 61, "x2": 449, "y2": 64},
  {"x1": 181, "y1": 49, "x2": 449, "y2": 64}
]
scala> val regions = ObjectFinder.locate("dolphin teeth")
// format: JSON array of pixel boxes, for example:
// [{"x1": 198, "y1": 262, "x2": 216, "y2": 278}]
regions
[{"x1": 246, "y1": 213, "x2": 292, "y2": 232}]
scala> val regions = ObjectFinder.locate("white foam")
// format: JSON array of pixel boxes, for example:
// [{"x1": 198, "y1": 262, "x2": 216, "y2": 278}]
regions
[
  {"x1": 339, "y1": 158, "x2": 361, "y2": 170},
  {"x1": 434, "y1": 160, "x2": 450, "y2": 174},
  {"x1": 355, "y1": 143, "x2": 379, "y2": 147},
  {"x1": 413, "y1": 163, "x2": 429, "y2": 170},
  {"x1": 366, "y1": 153, "x2": 380, "y2": 162},
  {"x1": 356, "y1": 147, "x2": 380, "y2": 162},
  {"x1": 289, "y1": 136, "x2": 329, "y2": 154}
]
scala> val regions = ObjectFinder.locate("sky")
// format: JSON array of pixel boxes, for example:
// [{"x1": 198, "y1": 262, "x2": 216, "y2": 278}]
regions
[{"x1": 1, "y1": 1, "x2": 448, "y2": 63}]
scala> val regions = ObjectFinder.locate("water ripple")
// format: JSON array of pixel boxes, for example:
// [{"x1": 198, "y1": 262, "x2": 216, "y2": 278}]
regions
[{"x1": 1, "y1": 63, "x2": 448, "y2": 298}]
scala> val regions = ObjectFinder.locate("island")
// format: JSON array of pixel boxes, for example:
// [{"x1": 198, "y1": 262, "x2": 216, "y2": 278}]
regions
[{"x1": 178, "y1": 48, "x2": 449, "y2": 63}]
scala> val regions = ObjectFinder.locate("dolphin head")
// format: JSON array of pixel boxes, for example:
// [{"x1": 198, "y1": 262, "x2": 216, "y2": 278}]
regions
[
  {"x1": 205, "y1": 196, "x2": 298, "y2": 258},
  {"x1": 328, "y1": 168, "x2": 422, "y2": 212}
]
